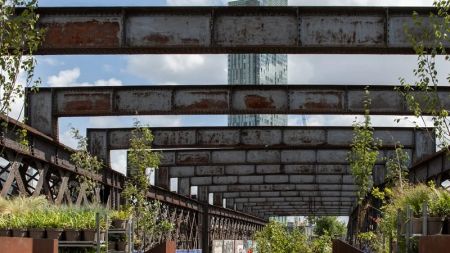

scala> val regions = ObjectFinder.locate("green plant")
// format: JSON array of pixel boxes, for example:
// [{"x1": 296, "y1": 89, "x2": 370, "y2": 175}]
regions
[
  {"x1": 384, "y1": 144, "x2": 410, "y2": 189},
  {"x1": 111, "y1": 208, "x2": 131, "y2": 221},
  {"x1": 396, "y1": 0, "x2": 450, "y2": 152},
  {"x1": 311, "y1": 234, "x2": 332, "y2": 253},
  {"x1": 312, "y1": 216, "x2": 346, "y2": 238},
  {"x1": 70, "y1": 128, "x2": 103, "y2": 197},
  {"x1": 0, "y1": 0, "x2": 44, "y2": 118},
  {"x1": 348, "y1": 88, "x2": 381, "y2": 203},
  {"x1": 429, "y1": 188, "x2": 450, "y2": 217},
  {"x1": 357, "y1": 231, "x2": 384, "y2": 253}
]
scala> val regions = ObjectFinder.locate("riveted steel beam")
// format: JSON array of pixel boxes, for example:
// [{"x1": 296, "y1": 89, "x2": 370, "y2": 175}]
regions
[
  {"x1": 86, "y1": 126, "x2": 433, "y2": 164},
  {"x1": 26, "y1": 85, "x2": 449, "y2": 138},
  {"x1": 32, "y1": 7, "x2": 447, "y2": 55},
  {"x1": 221, "y1": 190, "x2": 356, "y2": 198}
]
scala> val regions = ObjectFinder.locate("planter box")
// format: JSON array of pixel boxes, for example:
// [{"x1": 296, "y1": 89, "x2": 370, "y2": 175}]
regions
[
  {"x1": 112, "y1": 219, "x2": 127, "y2": 229},
  {"x1": 28, "y1": 228, "x2": 46, "y2": 239},
  {"x1": 64, "y1": 229, "x2": 80, "y2": 241},
  {"x1": 46, "y1": 229, "x2": 63, "y2": 240},
  {"x1": 0, "y1": 229, "x2": 11, "y2": 237},
  {"x1": 12, "y1": 229, "x2": 28, "y2": 238},
  {"x1": 0, "y1": 237, "x2": 57, "y2": 253}
]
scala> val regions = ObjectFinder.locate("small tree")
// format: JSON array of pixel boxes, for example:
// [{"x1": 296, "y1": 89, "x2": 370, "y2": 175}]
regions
[
  {"x1": 397, "y1": 0, "x2": 449, "y2": 152},
  {"x1": 254, "y1": 221, "x2": 311, "y2": 253},
  {"x1": 348, "y1": 88, "x2": 381, "y2": 203},
  {"x1": 0, "y1": 0, "x2": 44, "y2": 118},
  {"x1": 122, "y1": 120, "x2": 173, "y2": 250},
  {"x1": 312, "y1": 216, "x2": 346, "y2": 239}
]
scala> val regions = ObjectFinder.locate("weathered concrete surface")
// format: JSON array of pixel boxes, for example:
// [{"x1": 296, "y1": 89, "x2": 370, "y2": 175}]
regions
[{"x1": 33, "y1": 7, "x2": 448, "y2": 54}]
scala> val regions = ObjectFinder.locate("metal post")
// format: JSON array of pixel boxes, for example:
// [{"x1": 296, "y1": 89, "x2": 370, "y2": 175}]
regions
[
  {"x1": 202, "y1": 204, "x2": 210, "y2": 253},
  {"x1": 423, "y1": 202, "x2": 428, "y2": 236},
  {"x1": 406, "y1": 206, "x2": 411, "y2": 252},
  {"x1": 396, "y1": 209, "x2": 401, "y2": 253},
  {"x1": 96, "y1": 212, "x2": 100, "y2": 253},
  {"x1": 213, "y1": 193, "x2": 223, "y2": 207}
]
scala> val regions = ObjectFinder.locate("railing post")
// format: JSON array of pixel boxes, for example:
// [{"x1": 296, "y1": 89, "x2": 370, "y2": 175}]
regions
[
  {"x1": 202, "y1": 204, "x2": 210, "y2": 253},
  {"x1": 423, "y1": 202, "x2": 428, "y2": 236}
]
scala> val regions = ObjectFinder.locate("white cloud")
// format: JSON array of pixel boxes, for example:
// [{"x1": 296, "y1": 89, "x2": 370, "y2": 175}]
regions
[
  {"x1": 48, "y1": 68, "x2": 123, "y2": 87},
  {"x1": 125, "y1": 55, "x2": 226, "y2": 84}
]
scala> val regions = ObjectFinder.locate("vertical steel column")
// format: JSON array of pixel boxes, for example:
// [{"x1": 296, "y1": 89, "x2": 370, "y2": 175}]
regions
[
  {"x1": 178, "y1": 178, "x2": 190, "y2": 196},
  {"x1": 198, "y1": 186, "x2": 209, "y2": 203},
  {"x1": 155, "y1": 167, "x2": 170, "y2": 190},
  {"x1": 201, "y1": 204, "x2": 210, "y2": 253},
  {"x1": 213, "y1": 193, "x2": 223, "y2": 207}
]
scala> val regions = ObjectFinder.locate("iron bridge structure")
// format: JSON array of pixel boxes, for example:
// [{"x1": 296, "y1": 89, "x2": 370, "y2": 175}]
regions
[{"x1": 1, "y1": 5, "x2": 449, "y2": 252}]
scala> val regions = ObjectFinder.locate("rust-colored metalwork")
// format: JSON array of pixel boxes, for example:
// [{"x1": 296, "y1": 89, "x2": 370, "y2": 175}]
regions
[
  {"x1": 26, "y1": 85, "x2": 450, "y2": 138},
  {"x1": 31, "y1": 7, "x2": 447, "y2": 55}
]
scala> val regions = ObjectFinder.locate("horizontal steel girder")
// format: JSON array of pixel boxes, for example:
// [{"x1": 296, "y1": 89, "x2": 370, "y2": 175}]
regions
[
  {"x1": 409, "y1": 149, "x2": 450, "y2": 183},
  {"x1": 208, "y1": 184, "x2": 358, "y2": 192},
  {"x1": 233, "y1": 196, "x2": 355, "y2": 203},
  {"x1": 32, "y1": 7, "x2": 448, "y2": 55},
  {"x1": 241, "y1": 201, "x2": 354, "y2": 207},
  {"x1": 26, "y1": 85, "x2": 449, "y2": 137},
  {"x1": 87, "y1": 126, "x2": 433, "y2": 162},
  {"x1": 158, "y1": 148, "x2": 423, "y2": 166},
  {"x1": 221, "y1": 189, "x2": 356, "y2": 198},
  {"x1": 181, "y1": 174, "x2": 356, "y2": 186}
]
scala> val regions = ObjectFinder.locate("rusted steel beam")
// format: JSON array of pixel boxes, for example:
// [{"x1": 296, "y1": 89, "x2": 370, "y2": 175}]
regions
[
  {"x1": 32, "y1": 7, "x2": 447, "y2": 55},
  {"x1": 210, "y1": 184, "x2": 357, "y2": 193},
  {"x1": 87, "y1": 126, "x2": 432, "y2": 163},
  {"x1": 242, "y1": 201, "x2": 353, "y2": 206},
  {"x1": 26, "y1": 85, "x2": 450, "y2": 138},
  {"x1": 408, "y1": 148, "x2": 450, "y2": 183},
  {"x1": 158, "y1": 148, "x2": 422, "y2": 166}
]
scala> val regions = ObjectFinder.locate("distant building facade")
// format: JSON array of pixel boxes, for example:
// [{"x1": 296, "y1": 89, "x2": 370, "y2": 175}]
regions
[{"x1": 227, "y1": 0, "x2": 289, "y2": 127}]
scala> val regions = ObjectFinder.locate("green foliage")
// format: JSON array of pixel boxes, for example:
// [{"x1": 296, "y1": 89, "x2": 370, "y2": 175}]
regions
[
  {"x1": 348, "y1": 88, "x2": 381, "y2": 202},
  {"x1": 397, "y1": 0, "x2": 450, "y2": 151},
  {"x1": 384, "y1": 144, "x2": 410, "y2": 188},
  {"x1": 111, "y1": 208, "x2": 132, "y2": 221},
  {"x1": 70, "y1": 128, "x2": 103, "y2": 196},
  {"x1": 254, "y1": 221, "x2": 312, "y2": 253},
  {"x1": 311, "y1": 234, "x2": 332, "y2": 253},
  {"x1": 0, "y1": 196, "x2": 109, "y2": 230},
  {"x1": 429, "y1": 187, "x2": 450, "y2": 217},
  {"x1": 122, "y1": 120, "x2": 172, "y2": 250},
  {"x1": 357, "y1": 231, "x2": 384, "y2": 253},
  {"x1": 312, "y1": 216, "x2": 346, "y2": 238},
  {"x1": 0, "y1": 0, "x2": 44, "y2": 118}
]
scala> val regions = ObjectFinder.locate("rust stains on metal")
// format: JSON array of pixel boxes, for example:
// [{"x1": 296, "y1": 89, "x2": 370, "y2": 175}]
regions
[
  {"x1": 144, "y1": 34, "x2": 172, "y2": 44},
  {"x1": 43, "y1": 20, "x2": 120, "y2": 48},
  {"x1": 244, "y1": 95, "x2": 275, "y2": 109},
  {"x1": 63, "y1": 93, "x2": 110, "y2": 113},
  {"x1": 299, "y1": 91, "x2": 343, "y2": 111}
]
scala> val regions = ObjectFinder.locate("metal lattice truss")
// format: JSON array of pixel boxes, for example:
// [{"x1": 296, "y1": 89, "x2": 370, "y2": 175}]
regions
[{"x1": 0, "y1": 117, "x2": 265, "y2": 249}]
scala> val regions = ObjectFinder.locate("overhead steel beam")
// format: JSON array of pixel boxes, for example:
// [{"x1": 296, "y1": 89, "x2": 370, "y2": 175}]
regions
[
  {"x1": 158, "y1": 148, "x2": 421, "y2": 166},
  {"x1": 26, "y1": 85, "x2": 449, "y2": 138},
  {"x1": 87, "y1": 126, "x2": 433, "y2": 164},
  {"x1": 242, "y1": 201, "x2": 353, "y2": 207},
  {"x1": 409, "y1": 148, "x2": 450, "y2": 183},
  {"x1": 180, "y1": 174, "x2": 356, "y2": 186},
  {"x1": 221, "y1": 190, "x2": 356, "y2": 198},
  {"x1": 233, "y1": 196, "x2": 355, "y2": 203},
  {"x1": 33, "y1": 7, "x2": 448, "y2": 55},
  {"x1": 214, "y1": 184, "x2": 357, "y2": 193}
]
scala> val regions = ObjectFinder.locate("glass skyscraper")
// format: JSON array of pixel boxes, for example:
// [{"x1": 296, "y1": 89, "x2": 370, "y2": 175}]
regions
[{"x1": 227, "y1": 0, "x2": 289, "y2": 127}]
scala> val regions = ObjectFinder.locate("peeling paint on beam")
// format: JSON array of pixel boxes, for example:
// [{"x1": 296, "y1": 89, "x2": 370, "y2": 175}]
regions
[
  {"x1": 26, "y1": 85, "x2": 450, "y2": 138},
  {"x1": 32, "y1": 7, "x2": 448, "y2": 54}
]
